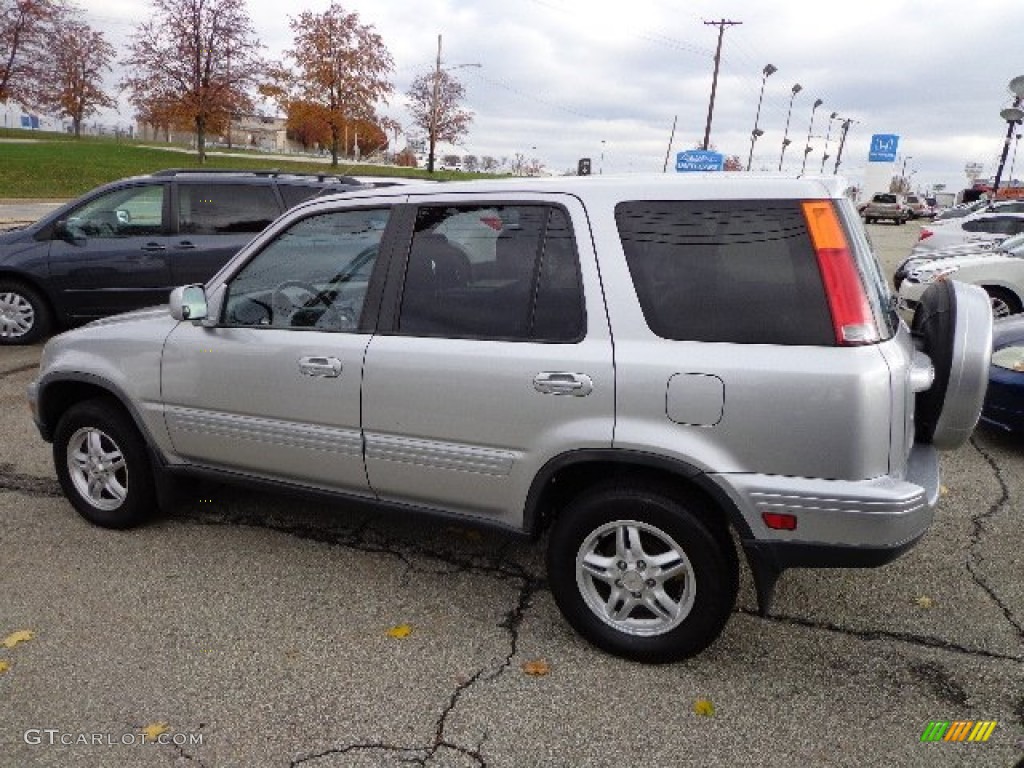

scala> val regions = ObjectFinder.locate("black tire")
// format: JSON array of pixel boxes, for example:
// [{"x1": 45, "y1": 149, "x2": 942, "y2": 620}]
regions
[
  {"x1": 984, "y1": 286, "x2": 1022, "y2": 319},
  {"x1": 0, "y1": 279, "x2": 53, "y2": 345},
  {"x1": 53, "y1": 398, "x2": 156, "y2": 528},
  {"x1": 547, "y1": 483, "x2": 738, "y2": 663}
]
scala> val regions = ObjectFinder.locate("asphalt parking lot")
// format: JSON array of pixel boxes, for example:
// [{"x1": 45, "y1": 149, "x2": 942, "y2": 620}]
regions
[{"x1": 1, "y1": 210, "x2": 1022, "y2": 767}]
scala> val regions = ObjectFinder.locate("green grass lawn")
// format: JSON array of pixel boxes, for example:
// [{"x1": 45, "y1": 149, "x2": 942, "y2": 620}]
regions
[{"x1": 0, "y1": 130, "x2": 463, "y2": 198}]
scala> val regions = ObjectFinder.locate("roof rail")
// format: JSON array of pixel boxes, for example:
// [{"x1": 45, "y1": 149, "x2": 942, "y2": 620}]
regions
[{"x1": 151, "y1": 168, "x2": 282, "y2": 177}]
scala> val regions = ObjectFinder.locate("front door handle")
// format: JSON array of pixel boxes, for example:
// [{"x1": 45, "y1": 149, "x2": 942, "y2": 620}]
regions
[
  {"x1": 298, "y1": 356, "x2": 342, "y2": 378},
  {"x1": 141, "y1": 242, "x2": 166, "y2": 252},
  {"x1": 533, "y1": 372, "x2": 593, "y2": 397}
]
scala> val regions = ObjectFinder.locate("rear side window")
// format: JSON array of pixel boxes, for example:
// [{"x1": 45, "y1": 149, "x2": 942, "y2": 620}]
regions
[
  {"x1": 278, "y1": 183, "x2": 322, "y2": 209},
  {"x1": 616, "y1": 200, "x2": 834, "y2": 345},
  {"x1": 178, "y1": 183, "x2": 280, "y2": 234}
]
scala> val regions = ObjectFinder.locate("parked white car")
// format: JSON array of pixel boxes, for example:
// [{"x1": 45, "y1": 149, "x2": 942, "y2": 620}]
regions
[
  {"x1": 911, "y1": 211, "x2": 1024, "y2": 255},
  {"x1": 898, "y1": 236, "x2": 1024, "y2": 318}
]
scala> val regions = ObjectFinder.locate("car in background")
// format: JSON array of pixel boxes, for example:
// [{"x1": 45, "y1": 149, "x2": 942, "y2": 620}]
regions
[
  {"x1": 861, "y1": 193, "x2": 909, "y2": 225},
  {"x1": 980, "y1": 314, "x2": 1024, "y2": 434},
  {"x1": 0, "y1": 169, "x2": 367, "y2": 344},
  {"x1": 893, "y1": 232, "x2": 1024, "y2": 289},
  {"x1": 904, "y1": 194, "x2": 934, "y2": 219},
  {"x1": 897, "y1": 234, "x2": 1024, "y2": 318},
  {"x1": 910, "y1": 211, "x2": 1024, "y2": 255}
]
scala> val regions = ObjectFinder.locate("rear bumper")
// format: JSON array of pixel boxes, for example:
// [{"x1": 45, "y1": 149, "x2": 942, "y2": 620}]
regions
[{"x1": 719, "y1": 442, "x2": 940, "y2": 566}]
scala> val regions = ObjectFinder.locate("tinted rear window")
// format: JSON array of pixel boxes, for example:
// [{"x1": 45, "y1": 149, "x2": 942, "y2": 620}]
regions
[{"x1": 615, "y1": 200, "x2": 834, "y2": 345}]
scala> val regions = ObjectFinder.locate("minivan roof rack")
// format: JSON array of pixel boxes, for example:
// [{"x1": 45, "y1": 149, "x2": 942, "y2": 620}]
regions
[{"x1": 150, "y1": 168, "x2": 363, "y2": 185}]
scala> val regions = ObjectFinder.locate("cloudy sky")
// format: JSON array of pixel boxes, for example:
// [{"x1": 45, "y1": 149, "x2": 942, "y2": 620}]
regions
[{"x1": 73, "y1": 0, "x2": 1023, "y2": 193}]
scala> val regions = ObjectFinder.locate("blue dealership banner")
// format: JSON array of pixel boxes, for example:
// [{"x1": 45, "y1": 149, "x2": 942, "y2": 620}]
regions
[
  {"x1": 868, "y1": 134, "x2": 899, "y2": 163},
  {"x1": 676, "y1": 150, "x2": 724, "y2": 172}
]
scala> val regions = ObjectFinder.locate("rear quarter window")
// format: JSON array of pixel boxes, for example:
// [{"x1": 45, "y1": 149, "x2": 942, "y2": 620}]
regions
[{"x1": 615, "y1": 200, "x2": 834, "y2": 345}]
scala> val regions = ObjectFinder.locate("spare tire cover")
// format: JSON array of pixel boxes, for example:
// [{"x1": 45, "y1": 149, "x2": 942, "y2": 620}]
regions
[{"x1": 912, "y1": 280, "x2": 992, "y2": 449}]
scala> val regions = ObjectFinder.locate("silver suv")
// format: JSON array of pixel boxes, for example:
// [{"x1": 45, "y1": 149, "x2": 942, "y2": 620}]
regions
[
  {"x1": 29, "y1": 175, "x2": 993, "y2": 662},
  {"x1": 862, "y1": 192, "x2": 910, "y2": 225}
]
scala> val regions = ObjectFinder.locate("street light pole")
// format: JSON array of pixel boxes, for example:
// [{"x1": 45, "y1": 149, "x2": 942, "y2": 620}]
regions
[
  {"x1": 991, "y1": 75, "x2": 1024, "y2": 201},
  {"x1": 899, "y1": 155, "x2": 913, "y2": 192},
  {"x1": 820, "y1": 112, "x2": 838, "y2": 173},
  {"x1": 746, "y1": 63, "x2": 776, "y2": 171},
  {"x1": 800, "y1": 98, "x2": 823, "y2": 174},
  {"x1": 778, "y1": 83, "x2": 802, "y2": 171},
  {"x1": 833, "y1": 118, "x2": 853, "y2": 174},
  {"x1": 1009, "y1": 132, "x2": 1022, "y2": 189}
]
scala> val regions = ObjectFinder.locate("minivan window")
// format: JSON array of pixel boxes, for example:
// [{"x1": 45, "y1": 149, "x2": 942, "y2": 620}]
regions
[{"x1": 178, "y1": 183, "x2": 279, "y2": 235}]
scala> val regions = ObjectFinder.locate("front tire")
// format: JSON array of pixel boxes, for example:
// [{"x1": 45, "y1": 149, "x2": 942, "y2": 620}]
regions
[
  {"x1": 0, "y1": 279, "x2": 53, "y2": 345},
  {"x1": 547, "y1": 483, "x2": 737, "y2": 663},
  {"x1": 53, "y1": 399, "x2": 156, "y2": 528}
]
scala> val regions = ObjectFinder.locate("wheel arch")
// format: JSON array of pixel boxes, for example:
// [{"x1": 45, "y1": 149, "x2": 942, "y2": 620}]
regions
[
  {"x1": 523, "y1": 449, "x2": 753, "y2": 542},
  {"x1": 36, "y1": 374, "x2": 151, "y2": 445}
]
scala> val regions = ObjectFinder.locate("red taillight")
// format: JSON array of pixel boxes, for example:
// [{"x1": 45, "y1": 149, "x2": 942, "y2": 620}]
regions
[
  {"x1": 918, "y1": 229, "x2": 933, "y2": 241},
  {"x1": 762, "y1": 512, "x2": 798, "y2": 531},
  {"x1": 802, "y1": 201, "x2": 880, "y2": 346}
]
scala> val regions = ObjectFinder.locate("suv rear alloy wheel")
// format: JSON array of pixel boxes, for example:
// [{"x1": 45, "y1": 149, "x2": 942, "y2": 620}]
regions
[
  {"x1": 0, "y1": 280, "x2": 51, "y2": 345},
  {"x1": 53, "y1": 399, "x2": 156, "y2": 528},
  {"x1": 547, "y1": 483, "x2": 738, "y2": 663},
  {"x1": 985, "y1": 286, "x2": 1022, "y2": 319}
]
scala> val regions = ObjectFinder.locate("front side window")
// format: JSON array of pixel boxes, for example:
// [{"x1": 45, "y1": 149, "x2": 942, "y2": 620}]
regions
[
  {"x1": 65, "y1": 185, "x2": 165, "y2": 238},
  {"x1": 616, "y1": 200, "x2": 834, "y2": 346},
  {"x1": 396, "y1": 204, "x2": 584, "y2": 342},
  {"x1": 178, "y1": 183, "x2": 279, "y2": 235},
  {"x1": 223, "y1": 208, "x2": 389, "y2": 331}
]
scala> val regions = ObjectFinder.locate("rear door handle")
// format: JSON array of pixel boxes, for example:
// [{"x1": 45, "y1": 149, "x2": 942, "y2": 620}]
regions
[
  {"x1": 298, "y1": 356, "x2": 342, "y2": 378},
  {"x1": 533, "y1": 372, "x2": 593, "y2": 396},
  {"x1": 176, "y1": 240, "x2": 198, "y2": 250},
  {"x1": 141, "y1": 242, "x2": 166, "y2": 252}
]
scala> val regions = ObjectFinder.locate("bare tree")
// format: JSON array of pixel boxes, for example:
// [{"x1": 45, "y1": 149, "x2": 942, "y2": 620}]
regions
[
  {"x1": 266, "y1": 3, "x2": 393, "y2": 167},
  {"x1": 406, "y1": 66, "x2": 473, "y2": 173},
  {"x1": 121, "y1": 0, "x2": 264, "y2": 162},
  {"x1": 35, "y1": 18, "x2": 115, "y2": 136},
  {"x1": 0, "y1": 0, "x2": 62, "y2": 105}
]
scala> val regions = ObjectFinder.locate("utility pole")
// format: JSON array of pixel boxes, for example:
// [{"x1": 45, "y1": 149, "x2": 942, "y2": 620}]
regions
[
  {"x1": 428, "y1": 34, "x2": 442, "y2": 174},
  {"x1": 701, "y1": 18, "x2": 742, "y2": 151}
]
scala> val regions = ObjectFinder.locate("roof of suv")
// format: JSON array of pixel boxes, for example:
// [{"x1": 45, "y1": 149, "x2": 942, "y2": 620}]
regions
[{"x1": 314, "y1": 173, "x2": 851, "y2": 206}]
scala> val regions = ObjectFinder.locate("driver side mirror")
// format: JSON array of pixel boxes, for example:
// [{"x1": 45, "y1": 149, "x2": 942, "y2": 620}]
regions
[
  {"x1": 53, "y1": 219, "x2": 85, "y2": 243},
  {"x1": 169, "y1": 284, "x2": 209, "y2": 322}
]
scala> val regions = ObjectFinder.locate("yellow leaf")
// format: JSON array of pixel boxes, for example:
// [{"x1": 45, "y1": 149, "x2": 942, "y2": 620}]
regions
[
  {"x1": 915, "y1": 596, "x2": 935, "y2": 609},
  {"x1": 141, "y1": 722, "x2": 169, "y2": 741},
  {"x1": 0, "y1": 660, "x2": 10, "y2": 674},
  {"x1": 693, "y1": 698, "x2": 715, "y2": 717},
  {"x1": 2, "y1": 630, "x2": 34, "y2": 648},
  {"x1": 386, "y1": 624, "x2": 412, "y2": 639},
  {"x1": 940, "y1": 485, "x2": 949, "y2": 496},
  {"x1": 521, "y1": 659, "x2": 551, "y2": 676}
]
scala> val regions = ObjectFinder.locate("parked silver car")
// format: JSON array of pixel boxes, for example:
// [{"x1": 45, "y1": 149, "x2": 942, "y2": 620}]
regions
[{"x1": 29, "y1": 175, "x2": 993, "y2": 662}]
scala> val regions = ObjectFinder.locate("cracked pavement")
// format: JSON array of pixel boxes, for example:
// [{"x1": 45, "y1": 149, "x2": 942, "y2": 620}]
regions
[{"x1": 0, "y1": 221, "x2": 1022, "y2": 767}]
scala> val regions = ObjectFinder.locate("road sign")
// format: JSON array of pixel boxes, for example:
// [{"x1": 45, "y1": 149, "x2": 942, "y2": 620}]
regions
[
  {"x1": 578, "y1": 158, "x2": 592, "y2": 176},
  {"x1": 868, "y1": 134, "x2": 899, "y2": 163},
  {"x1": 676, "y1": 150, "x2": 724, "y2": 172}
]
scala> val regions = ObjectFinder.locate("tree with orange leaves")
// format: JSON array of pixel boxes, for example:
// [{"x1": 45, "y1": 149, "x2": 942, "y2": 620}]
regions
[
  {"x1": 33, "y1": 18, "x2": 116, "y2": 136},
  {"x1": 121, "y1": 0, "x2": 264, "y2": 162},
  {"x1": 266, "y1": 3, "x2": 393, "y2": 167},
  {"x1": 0, "y1": 0, "x2": 63, "y2": 106}
]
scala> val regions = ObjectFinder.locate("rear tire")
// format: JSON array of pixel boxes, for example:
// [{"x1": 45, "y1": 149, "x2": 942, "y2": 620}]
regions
[
  {"x1": 53, "y1": 399, "x2": 156, "y2": 528},
  {"x1": 547, "y1": 482, "x2": 738, "y2": 663},
  {"x1": 0, "y1": 279, "x2": 53, "y2": 345},
  {"x1": 984, "y1": 286, "x2": 1022, "y2": 319}
]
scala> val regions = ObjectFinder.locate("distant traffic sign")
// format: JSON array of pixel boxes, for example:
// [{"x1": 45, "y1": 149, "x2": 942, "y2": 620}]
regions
[{"x1": 676, "y1": 150, "x2": 724, "y2": 172}]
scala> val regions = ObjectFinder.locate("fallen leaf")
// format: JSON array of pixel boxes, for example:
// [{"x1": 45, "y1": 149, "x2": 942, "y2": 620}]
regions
[
  {"x1": 915, "y1": 596, "x2": 935, "y2": 609},
  {"x1": 693, "y1": 698, "x2": 715, "y2": 717},
  {"x1": 940, "y1": 485, "x2": 949, "y2": 496},
  {"x1": 521, "y1": 659, "x2": 551, "y2": 676},
  {"x1": 2, "y1": 630, "x2": 34, "y2": 649},
  {"x1": 386, "y1": 624, "x2": 412, "y2": 639},
  {"x1": 0, "y1": 660, "x2": 10, "y2": 674},
  {"x1": 141, "y1": 722, "x2": 169, "y2": 741}
]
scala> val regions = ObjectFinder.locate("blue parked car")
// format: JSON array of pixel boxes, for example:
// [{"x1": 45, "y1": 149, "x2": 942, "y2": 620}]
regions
[{"x1": 981, "y1": 314, "x2": 1024, "y2": 433}]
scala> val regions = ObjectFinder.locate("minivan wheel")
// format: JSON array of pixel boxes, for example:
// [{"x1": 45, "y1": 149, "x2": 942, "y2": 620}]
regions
[
  {"x1": 912, "y1": 280, "x2": 993, "y2": 450},
  {"x1": 0, "y1": 280, "x2": 52, "y2": 345},
  {"x1": 547, "y1": 483, "x2": 737, "y2": 663},
  {"x1": 53, "y1": 399, "x2": 156, "y2": 528},
  {"x1": 984, "y1": 287, "x2": 1022, "y2": 319}
]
